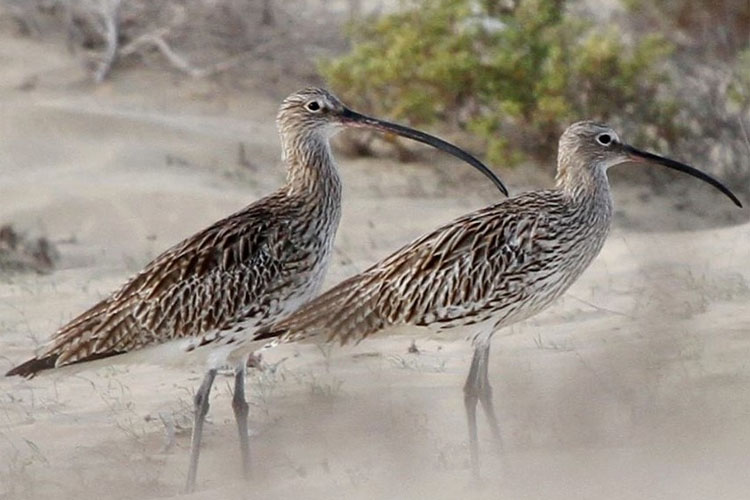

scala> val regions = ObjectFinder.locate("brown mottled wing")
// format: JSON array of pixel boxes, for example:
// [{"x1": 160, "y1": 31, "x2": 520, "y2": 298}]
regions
[
  {"x1": 257, "y1": 192, "x2": 559, "y2": 345},
  {"x1": 7, "y1": 194, "x2": 296, "y2": 377}
]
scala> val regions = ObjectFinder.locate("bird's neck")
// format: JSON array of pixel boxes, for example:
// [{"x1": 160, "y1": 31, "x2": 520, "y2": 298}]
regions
[
  {"x1": 283, "y1": 133, "x2": 343, "y2": 208},
  {"x1": 555, "y1": 159, "x2": 613, "y2": 224},
  {"x1": 552, "y1": 159, "x2": 614, "y2": 285}
]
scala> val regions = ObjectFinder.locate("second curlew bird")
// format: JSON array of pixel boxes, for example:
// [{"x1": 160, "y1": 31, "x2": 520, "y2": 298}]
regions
[{"x1": 257, "y1": 120, "x2": 742, "y2": 477}]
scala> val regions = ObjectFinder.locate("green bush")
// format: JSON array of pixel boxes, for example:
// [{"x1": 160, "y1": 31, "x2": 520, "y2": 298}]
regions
[{"x1": 320, "y1": 0, "x2": 681, "y2": 165}]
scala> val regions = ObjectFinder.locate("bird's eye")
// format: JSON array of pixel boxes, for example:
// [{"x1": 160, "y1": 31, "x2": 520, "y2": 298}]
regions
[
  {"x1": 596, "y1": 133, "x2": 612, "y2": 146},
  {"x1": 305, "y1": 101, "x2": 322, "y2": 112}
]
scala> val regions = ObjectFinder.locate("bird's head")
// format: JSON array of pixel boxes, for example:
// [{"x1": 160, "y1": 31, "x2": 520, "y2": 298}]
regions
[
  {"x1": 557, "y1": 121, "x2": 741, "y2": 207},
  {"x1": 276, "y1": 87, "x2": 508, "y2": 195}
]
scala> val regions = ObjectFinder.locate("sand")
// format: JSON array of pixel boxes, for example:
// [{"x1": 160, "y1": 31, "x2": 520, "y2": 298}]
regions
[{"x1": 1, "y1": 33, "x2": 750, "y2": 500}]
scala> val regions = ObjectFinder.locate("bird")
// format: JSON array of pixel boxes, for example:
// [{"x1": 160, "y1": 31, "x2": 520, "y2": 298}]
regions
[
  {"x1": 4, "y1": 87, "x2": 509, "y2": 493},
  {"x1": 254, "y1": 120, "x2": 742, "y2": 478}
]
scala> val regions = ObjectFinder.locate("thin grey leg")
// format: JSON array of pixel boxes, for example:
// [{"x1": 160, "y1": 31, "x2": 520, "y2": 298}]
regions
[
  {"x1": 463, "y1": 341, "x2": 502, "y2": 479},
  {"x1": 232, "y1": 361, "x2": 252, "y2": 480},
  {"x1": 185, "y1": 368, "x2": 217, "y2": 494},
  {"x1": 476, "y1": 343, "x2": 503, "y2": 454},
  {"x1": 463, "y1": 345, "x2": 483, "y2": 479}
]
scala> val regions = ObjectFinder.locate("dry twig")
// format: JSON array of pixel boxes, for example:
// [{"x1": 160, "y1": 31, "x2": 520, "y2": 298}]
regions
[{"x1": 93, "y1": 0, "x2": 122, "y2": 82}]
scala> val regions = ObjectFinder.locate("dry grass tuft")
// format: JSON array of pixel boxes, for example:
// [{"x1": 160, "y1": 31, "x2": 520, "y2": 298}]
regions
[{"x1": 0, "y1": 224, "x2": 59, "y2": 275}]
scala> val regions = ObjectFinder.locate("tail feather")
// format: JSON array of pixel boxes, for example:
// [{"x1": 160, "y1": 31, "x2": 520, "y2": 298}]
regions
[
  {"x1": 6, "y1": 350, "x2": 126, "y2": 378},
  {"x1": 5, "y1": 355, "x2": 59, "y2": 378},
  {"x1": 5, "y1": 296, "x2": 134, "y2": 379}
]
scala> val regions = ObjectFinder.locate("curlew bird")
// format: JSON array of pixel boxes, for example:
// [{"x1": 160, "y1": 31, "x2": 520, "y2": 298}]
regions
[
  {"x1": 5, "y1": 87, "x2": 508, "y2": 493},
  {"x1": 255, "y1": 121, "x2": 742, "y2": 477}
]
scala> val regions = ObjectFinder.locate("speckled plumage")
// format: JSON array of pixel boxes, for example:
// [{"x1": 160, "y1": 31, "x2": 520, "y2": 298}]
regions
[
  {"x1": 256, "y1": 121, "x2": 741, "y2": 477},
  {"x1": 258, "y1": 123, "x2": 617, "y2": 346},
  {"x1": 7, "y1": 89, "x2": 344, "y2": 377},
  {"x1": 261, "y1": 187, "x2": 611, "y2": 346},
  {"x1": 7, "y1": 88, "x2": 506, "y2": 380}
]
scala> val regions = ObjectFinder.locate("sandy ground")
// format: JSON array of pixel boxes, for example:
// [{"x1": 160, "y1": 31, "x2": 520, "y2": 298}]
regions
[{"x1": 1, "y1": 34, "x2": 750, "y2": 500}]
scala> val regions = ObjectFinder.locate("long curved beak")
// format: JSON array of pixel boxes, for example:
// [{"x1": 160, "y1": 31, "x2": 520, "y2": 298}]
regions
[
  {"x1": 622, "y1": 143, "x2": 742, "y2": 208},
  {"x1": 340, "y1": 108, "x2": 508, "y2": 196}
]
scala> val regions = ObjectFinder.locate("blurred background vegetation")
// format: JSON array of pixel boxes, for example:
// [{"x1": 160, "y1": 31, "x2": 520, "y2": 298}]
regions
[
  {"x1": 2, "y1": 0, "x2": 749, "y2": 187},
  {"x1": 322, "y1": 0, "x2": 680, "y2": 165},
  {"x1": 321, "y1": 0, "x2": 750, "y2": 185}
]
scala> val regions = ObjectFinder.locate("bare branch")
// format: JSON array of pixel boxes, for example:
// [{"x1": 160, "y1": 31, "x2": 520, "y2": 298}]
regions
[
  {"x1": 93, "y1": 0, "x2": 122, "y2": 83},
  {"x1": 119, "y1": 30, "x2": 255, "y2": 78}
]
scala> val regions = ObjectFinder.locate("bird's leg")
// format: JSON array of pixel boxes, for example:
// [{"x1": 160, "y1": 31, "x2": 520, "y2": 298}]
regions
[
  {"x1": 464, "y1": 340, "x2": 502, "y2": 479},
  {"x1": 158, "y1": 412, "x2": 176, "y2": 453},
  {"x1": 476, "y1": 342, "x2": 503, "y2": 454},
  {"x1": 232, "y1": 360, "x2": 252, "y2": 480},
  {"x1": 185, "y1": 368, "x2": 217, "y2": 494},
  {"x1": 463, "y1": 345, "x2": 483, "y2": 479}
]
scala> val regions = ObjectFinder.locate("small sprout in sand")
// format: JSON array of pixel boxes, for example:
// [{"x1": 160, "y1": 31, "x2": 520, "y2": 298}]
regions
[
  {"x1": 408, "y1": 340, "x2": 420, "y2": 355},
  {"x1": 0, "y1": 224, "x2": 59, "y2": 275}
]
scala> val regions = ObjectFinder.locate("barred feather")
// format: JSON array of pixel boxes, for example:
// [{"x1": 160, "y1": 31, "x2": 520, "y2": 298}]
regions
[
  {"x1": 7, "y1": 89, "x2": 345, "y2": 378},
  {"x1": 257, "y1": 120, "x2": 738, "y2": 348},
  {"x1": 7, "y1": 87, "x2": 504, "y2": 378},
  {"x1": 254, "y1": 123, "x2": 630, "y2": 347}
]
